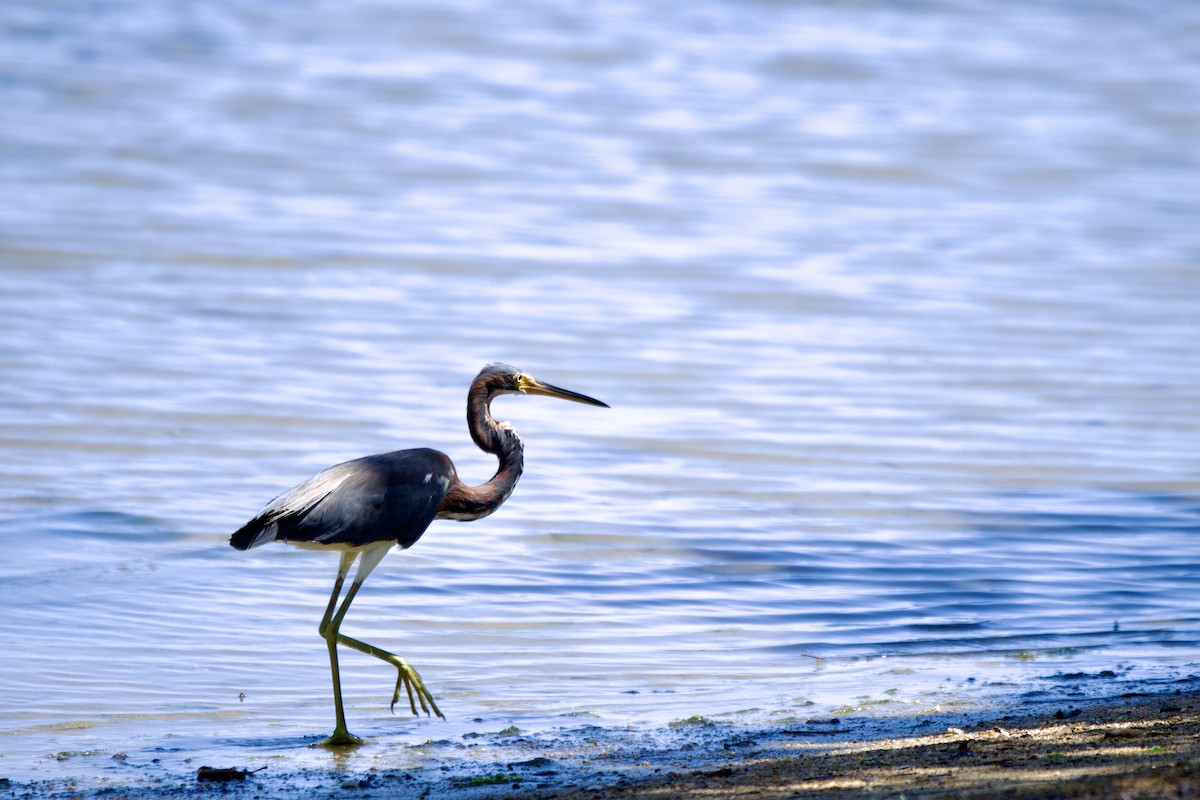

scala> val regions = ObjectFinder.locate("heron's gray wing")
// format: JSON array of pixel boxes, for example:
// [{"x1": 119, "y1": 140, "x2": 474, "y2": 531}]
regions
[{"x1": 230, "y1": 449, "x2": 455, "y2": 551}]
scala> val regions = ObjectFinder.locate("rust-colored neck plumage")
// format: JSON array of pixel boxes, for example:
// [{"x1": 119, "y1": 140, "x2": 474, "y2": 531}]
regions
[{"x1": 436, "y1": 373, "x2": 524, "y2": 521}]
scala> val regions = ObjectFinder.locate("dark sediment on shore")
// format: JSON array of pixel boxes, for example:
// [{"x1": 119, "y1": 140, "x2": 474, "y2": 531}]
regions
[{"x1": 551, "y1": 690, "x2": 1200, "y2": 800}]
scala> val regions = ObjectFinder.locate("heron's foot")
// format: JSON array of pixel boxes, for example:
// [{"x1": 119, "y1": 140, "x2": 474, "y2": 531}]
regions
[
  {"x1": 389, "y1": 658, "x2": 444, "y2": 719},
  {"x1": 320, "y1": 727, "x2": 364, "y2": 748},
  {"x1": 333, "y1": 633, "x2": 445, "y2": 720}
]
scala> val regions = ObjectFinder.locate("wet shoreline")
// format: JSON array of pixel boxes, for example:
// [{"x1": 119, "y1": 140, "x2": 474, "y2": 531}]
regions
[{"x1": 6, "y1": 684, "x2": 1196, "y2": 799}]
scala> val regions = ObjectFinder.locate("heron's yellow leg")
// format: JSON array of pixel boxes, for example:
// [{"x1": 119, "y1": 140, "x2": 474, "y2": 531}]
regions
[
  {"x1": 319, "y1": 552, "x2": 363, "y2": 747},
  {"x1": 326, "y1": 576, "x2": 444, "y2": 719},
  {"x1": 316, "y1": 543, "x2": 442, "y2": 739},
  {"x1": 318, "y1": 551, "x2": 354, "y2": 637}
]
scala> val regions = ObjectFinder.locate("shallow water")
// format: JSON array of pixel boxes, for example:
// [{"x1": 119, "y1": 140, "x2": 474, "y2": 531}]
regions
[{"x1": 1, "y1": 0, "x2": 1198, "y2": 788}]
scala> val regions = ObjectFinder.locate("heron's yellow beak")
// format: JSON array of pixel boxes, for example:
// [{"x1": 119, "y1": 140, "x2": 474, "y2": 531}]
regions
[{"x1": 517, "y1": 374, "x2": 609, "y2": 408}]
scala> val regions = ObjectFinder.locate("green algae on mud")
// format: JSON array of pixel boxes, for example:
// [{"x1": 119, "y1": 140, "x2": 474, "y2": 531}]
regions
[{"x1": 453, "y1": 772, "x2": 524, "y2": 787}]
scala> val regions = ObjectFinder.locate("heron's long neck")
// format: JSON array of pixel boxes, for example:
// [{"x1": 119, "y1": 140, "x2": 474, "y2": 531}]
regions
[{"x1": 439, "y1": 388, "x2": 524, "y2": 521}]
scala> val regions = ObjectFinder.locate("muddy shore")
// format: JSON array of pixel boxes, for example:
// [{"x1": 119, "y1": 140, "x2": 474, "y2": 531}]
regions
[
  {"x1": 550, "y1": 691, "x2": 1200, "y2": 800},
  {"x1": 5, "y1": 687, "x2": 1197, "y2": 799}
]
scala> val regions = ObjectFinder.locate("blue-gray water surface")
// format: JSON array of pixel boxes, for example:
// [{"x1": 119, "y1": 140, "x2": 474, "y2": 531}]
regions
[{"x1": 1, "y1": 0, "x2": 1198, "y2": 788}]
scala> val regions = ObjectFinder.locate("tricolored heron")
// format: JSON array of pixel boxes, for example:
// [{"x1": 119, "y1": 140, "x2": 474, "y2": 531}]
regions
[{"x1": 230, "y1": 363, "x2": 608, "y2": 746}]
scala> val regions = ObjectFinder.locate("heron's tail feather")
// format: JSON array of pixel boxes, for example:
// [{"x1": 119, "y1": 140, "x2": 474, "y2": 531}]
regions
[
  {"x1": 229, "y1": 516, "x2": 280, "y2": 550},
  {"x1": 230, "y1": 485, "x2": 334, "y2": 550}
]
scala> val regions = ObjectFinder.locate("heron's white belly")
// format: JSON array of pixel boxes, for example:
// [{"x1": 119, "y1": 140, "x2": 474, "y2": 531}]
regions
[{"x1": 284, "y1": 539, "x2": 397, "y2": 554}]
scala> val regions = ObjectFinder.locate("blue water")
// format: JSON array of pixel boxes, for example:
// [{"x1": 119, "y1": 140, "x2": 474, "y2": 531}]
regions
[{"x1": 1, "y1": 0, "x2": 1198, "y2": 788}]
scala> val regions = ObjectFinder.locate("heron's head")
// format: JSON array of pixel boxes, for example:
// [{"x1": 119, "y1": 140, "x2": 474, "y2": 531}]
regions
[{"x1": 476, "y1": 363, "x2": 609, "y2": 408}]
